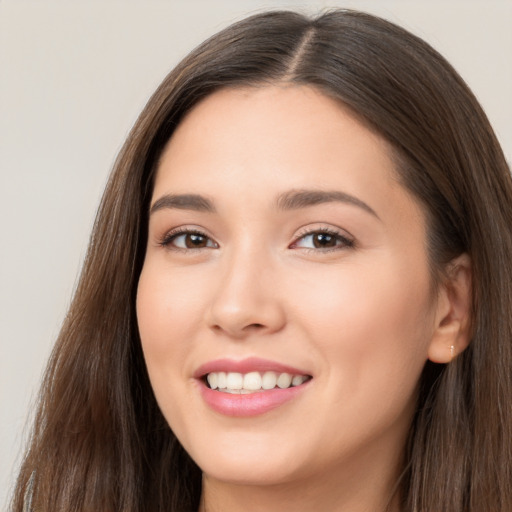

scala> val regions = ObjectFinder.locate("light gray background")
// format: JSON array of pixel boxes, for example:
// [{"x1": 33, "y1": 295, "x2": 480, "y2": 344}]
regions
[{"x1": 1, "y1": 1, "x2": 511, "y2": 508}]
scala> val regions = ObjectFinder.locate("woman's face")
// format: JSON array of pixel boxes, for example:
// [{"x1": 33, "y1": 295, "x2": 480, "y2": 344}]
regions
[{"x1": 137, "y1": 85, "x2": 441, "y2": 488}]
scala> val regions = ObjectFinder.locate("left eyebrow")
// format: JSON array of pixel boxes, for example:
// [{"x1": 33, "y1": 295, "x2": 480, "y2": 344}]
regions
[
  {"x1": 275, "y1": 189, "x2": 380, "y2": 220},
  {"x1": 150, "y1": 194, "x2": 216, "y2": 215}
]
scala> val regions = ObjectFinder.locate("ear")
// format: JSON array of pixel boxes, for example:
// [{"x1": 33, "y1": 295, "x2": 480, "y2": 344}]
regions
[{"x1": 427, "y1": 253, "x2": 472, "y2": 363}]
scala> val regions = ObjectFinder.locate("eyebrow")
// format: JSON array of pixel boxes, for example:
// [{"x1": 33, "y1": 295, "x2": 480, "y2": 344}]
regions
[
  {"x1": 150, "y1": 194, "x2": 216, "y2": 215},
  {"x1": 149, "y1": 189, "x2": 379, "y2": 219},
  {"x1": 275, "y1": 189, "x2": 380, "y2": 219}
]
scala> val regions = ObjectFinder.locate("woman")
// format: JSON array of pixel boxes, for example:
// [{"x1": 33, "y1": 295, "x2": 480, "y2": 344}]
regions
[{"x1": 11, "y1": 9, "x2": 512, "y2": 512}]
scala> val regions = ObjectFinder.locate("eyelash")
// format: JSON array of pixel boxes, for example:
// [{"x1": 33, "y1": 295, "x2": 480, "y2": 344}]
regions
[
  {"x1": 291, "y1": 227, "x2": 355, "y2": 252},
  {"x1": 158, "y1": 227, "x2": 355, "y2": 253},
  {"x1": 158, "y1": 228, "x2": 217, "y2": 252}
]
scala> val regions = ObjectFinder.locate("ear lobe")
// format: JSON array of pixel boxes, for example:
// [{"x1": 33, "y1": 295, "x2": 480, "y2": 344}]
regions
[{"x1": 427, "y1": 253, "x2": 472, "y2": 364}]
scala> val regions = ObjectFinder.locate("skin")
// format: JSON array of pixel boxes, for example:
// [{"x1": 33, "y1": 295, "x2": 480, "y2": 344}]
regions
[{"x1": 136, "y1": 85, "x2": 471, "y2": 512}]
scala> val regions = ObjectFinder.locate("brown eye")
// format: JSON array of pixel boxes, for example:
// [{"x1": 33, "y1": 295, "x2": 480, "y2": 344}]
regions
[
  {"x1": 185, "y1": 233, "x2": 209, "y2": 248},
  {"x1": 312, "y1": 233, "x2": 337, "y2": 248},
  {"x1": 162, "y1": 230, "x2": 218, "y2": 250},
  {"x1": 292, "y1": 230, "x2": 354, "y2": 251}
]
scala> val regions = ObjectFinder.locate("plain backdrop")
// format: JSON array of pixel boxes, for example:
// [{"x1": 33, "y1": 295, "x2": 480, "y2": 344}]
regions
[{"x1": 1, "y1": 0, "x2": 511, "y2": 508}]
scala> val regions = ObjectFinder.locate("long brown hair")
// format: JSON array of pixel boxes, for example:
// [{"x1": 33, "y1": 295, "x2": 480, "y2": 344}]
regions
[{"x1": 11, "y1": 9, "x2": 512, "y2": 512}]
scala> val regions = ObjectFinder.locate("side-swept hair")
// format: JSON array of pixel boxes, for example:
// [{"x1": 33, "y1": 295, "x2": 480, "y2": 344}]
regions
[{"x1": 12, "y1": 9, "x2": 512, "y2": 512}]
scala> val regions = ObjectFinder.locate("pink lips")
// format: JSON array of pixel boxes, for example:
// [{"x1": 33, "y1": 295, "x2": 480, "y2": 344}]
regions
[{"x1": 194, "y1": 357, "x2": 312, "y2": 417}]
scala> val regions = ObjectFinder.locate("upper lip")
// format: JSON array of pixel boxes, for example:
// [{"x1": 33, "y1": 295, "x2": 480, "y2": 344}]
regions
[{"x1": 193, "y1": 357, "x2": 311, "y2": 379}]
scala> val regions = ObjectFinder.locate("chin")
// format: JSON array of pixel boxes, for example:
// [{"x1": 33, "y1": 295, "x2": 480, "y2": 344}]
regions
[
  {"x1": 200, "y1": 459, "x2": 302, "y2": 487},
  {"x1": 184, "y1": 432, "x2": 308, "y2": 486}
]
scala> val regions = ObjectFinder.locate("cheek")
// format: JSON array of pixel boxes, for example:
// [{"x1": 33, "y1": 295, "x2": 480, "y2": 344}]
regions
[
  {"x1": 136, "y1": 262, "x2": 208, "y2": 351},
  {"x1": 289, "y1": 256, "x2": 434, "y2": 392},
  {"x1": 136, "y1": 264, "x2": 198, "y2": 387}
]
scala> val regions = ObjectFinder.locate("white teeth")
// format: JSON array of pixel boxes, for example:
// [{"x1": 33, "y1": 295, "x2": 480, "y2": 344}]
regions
[
  {"x1": 217, "y1": 372, "x2": 227, "y2": 389},
  {"x1": 207, "y1": 373, "x2": 218, "y2": 389},
  {"x1": 205, "y1": 371, "x2": 309, "y2": 393},
  {"x1": 292, "y1": 375, "x2": 306, "y2": 386},
  {"x1": 262, "y1": 371, "x2": 277, "y2": 390},
  {"x1": 226, "y1": 372, "x2": 243, "y2": 390},
  {"x1": 243, "y1": 371, "x2": 262, "y2": 390},
  {"x1": 277, "y1": 373, "x2": 292, "y2": 388}
]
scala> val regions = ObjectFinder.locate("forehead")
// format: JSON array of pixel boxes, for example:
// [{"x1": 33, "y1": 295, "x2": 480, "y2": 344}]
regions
[{"x1": 155, "y1": 85, "x2": 398, "y2": 192}]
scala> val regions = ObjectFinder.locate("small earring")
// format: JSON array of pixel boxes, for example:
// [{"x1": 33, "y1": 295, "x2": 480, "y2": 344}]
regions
[{"x1": 450, "y1": 345, "x2": 455, "y2": 362}]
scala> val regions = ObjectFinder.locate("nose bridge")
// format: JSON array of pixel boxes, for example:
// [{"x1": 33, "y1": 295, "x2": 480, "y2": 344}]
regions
[{"x1": 206, "y1": 237, "x2": 285, "y2": 337}]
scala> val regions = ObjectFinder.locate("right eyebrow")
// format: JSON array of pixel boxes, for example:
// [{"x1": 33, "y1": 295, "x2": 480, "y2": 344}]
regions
[{"x1": 149, "y1": 194, "x2": 216, "y2": 215}]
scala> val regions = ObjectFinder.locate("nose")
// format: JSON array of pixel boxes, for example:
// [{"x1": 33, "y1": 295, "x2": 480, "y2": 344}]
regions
[{"x1": 205, "y1": 247, "x2": 286, "y2": 339}]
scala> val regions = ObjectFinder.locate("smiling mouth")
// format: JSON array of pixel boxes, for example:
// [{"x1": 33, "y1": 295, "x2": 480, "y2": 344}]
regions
[{"x1": 204, "y1": 371, "x2": 312, "y2": 394}]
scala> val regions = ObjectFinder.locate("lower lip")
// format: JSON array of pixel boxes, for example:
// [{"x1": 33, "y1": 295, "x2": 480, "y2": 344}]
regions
[{"x1": 198, "y1": 381, "x2": 310, "y2": 417}]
